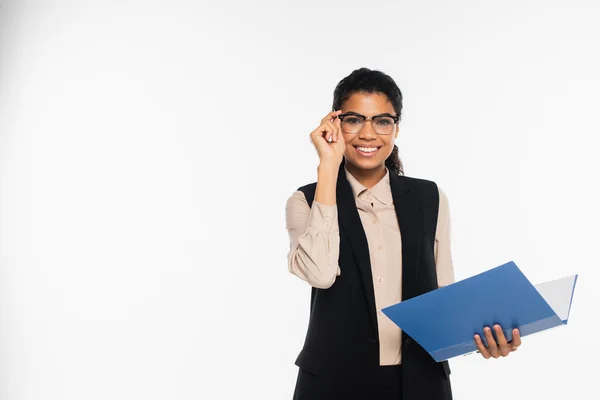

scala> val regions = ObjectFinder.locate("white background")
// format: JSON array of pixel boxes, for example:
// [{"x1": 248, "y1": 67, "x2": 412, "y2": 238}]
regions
[{"x1": 1, "y1": 0, "x2": 599, "y2": 399}]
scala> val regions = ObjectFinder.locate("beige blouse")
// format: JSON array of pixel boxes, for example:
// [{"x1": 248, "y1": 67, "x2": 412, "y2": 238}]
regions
[{"x1": 285, "y1": 166, "x2": 455, "y2": 366}]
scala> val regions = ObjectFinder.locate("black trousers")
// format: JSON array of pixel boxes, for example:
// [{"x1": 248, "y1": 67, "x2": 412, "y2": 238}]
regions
[
  {"x1": 293, "y1": 364, "x2": 403, "y2": 400},
  {"x1": 373, "y1": 365, "x2": 403, "y2": 400}
]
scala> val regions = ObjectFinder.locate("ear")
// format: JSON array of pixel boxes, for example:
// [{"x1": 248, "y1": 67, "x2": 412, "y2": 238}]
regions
[{"x1": 395, "y1": 124, "x2": 400, "y2": 139}]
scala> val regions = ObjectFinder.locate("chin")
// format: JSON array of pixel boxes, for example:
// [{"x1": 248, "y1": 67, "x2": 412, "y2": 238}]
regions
[{"x1": 345, "y1": 156, "x2": 386, "y2": 171}]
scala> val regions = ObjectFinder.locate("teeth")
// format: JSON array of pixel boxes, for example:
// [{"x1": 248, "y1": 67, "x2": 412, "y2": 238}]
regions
[{"x1": 357, "y1": 146, "x2": 378, "y2": 153}]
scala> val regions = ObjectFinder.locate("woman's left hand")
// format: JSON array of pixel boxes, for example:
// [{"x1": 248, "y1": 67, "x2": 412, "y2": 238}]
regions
[{"x1": 474, "y1": 325, "x2": 521, "y2": 359}]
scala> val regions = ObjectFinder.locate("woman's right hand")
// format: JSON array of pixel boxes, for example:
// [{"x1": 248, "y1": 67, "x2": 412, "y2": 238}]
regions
[{"x1": 310, "y1": 110, "x2": 346, "y2": 167}]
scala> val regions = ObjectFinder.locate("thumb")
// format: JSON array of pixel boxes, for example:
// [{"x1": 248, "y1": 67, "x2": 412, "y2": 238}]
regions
[{"x1": 334, "y1": 113, "x2": 342, "y2": 134}]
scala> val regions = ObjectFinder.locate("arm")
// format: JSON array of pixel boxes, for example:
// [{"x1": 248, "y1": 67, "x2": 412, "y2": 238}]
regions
[
  {"x1": 285, "y1": 190, "x2": 341, "y2": 289},
  {"x1": 285, "y1": 109, "x2": 345, "y2": 288},
  {"x1": 435, "y1": 187, "x2": 455, "y2": 288}
]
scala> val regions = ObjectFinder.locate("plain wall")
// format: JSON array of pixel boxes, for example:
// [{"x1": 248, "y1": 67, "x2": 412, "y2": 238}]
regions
[{"x1": 1, "y1": 0, "x2": 599, "y2": 399}]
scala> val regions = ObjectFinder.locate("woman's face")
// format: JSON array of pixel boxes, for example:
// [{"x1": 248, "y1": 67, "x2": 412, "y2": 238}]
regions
[{"x1": 339, "y1": 92, "x2": 399, "y2": 172}]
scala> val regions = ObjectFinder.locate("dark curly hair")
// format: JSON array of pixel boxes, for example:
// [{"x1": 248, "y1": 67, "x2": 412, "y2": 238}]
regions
[{"x1": 332, "y1": 67, "x2": 404, "y2": 176}]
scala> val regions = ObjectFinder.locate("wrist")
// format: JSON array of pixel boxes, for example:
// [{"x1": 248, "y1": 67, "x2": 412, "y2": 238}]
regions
[{"x1": 317, "y1": 161, "x2": 340, "y2": 176}]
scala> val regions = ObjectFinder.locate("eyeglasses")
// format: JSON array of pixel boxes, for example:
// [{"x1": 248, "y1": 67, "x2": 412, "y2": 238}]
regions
[{"x1": 337, "y1": 112, "x2": 399, "y2": 135}]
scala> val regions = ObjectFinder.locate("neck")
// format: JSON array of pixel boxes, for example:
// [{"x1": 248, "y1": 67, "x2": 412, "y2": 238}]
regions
[{"x1": 345, "y1": 162, "x2": 387, "y2": 190}]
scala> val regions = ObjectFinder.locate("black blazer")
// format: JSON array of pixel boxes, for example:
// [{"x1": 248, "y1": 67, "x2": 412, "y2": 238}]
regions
[{"x1": 292, "y1": 163, "x2": 452, "y2": 400}]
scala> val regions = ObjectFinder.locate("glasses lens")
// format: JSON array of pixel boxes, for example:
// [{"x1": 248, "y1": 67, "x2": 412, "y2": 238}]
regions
[
  {"x1": 341, "y1": 116, "x2": 364, "y2": 134},
  {"x1": 373, "y1": 117, "x2": 395, "y2": 135}
]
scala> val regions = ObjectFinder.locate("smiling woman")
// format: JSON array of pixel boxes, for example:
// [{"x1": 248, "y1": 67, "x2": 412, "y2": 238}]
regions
[
  {"x1": 336, "y1": 92, "x2": 400, "y2": 180},
  {"x1": 284, "y1": 68, "x2": 520, "y2": 400}
]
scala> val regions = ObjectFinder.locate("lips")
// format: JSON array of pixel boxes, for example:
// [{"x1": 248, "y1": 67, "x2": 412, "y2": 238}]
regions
[{"x1": 353, "y1": 145, "x2": 382, "y2": 157}]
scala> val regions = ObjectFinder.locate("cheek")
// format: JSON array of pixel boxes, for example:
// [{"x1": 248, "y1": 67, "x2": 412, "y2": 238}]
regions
[
  {"x1": 344, "y1": 138, "x2": 355, "y2": 149},
  {"x1": 383, "y1": 139, "x2": 395, "y2": 155}
]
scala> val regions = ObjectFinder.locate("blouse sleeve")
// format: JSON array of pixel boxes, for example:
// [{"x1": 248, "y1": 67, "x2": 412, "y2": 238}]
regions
[
  {"x1": 285, "y1": 190, "x2": 341, "y2": 289},
  {"x1": 435, "y1": 187, "x2": 455, "y2": 288}
]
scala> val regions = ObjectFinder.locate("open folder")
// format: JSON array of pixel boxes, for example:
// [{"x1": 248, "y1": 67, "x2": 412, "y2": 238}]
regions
[{"x1": 381, "y1": 261, "x2": 578, "y2": 362}]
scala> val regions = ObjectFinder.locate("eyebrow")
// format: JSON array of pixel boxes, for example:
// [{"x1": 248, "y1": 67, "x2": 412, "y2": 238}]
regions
[{"x1": 343, "y1": 111, "x2": 397, "y2": 118}]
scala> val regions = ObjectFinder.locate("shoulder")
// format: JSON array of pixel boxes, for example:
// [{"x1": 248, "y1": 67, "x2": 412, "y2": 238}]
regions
[
  {"x1": 437, "y1": 186, "x2": 449, "y2": 210},
  {"x1": 285, "y1": 181, "x2": 316, "y2": 210},
  {"x1": 286, "y1": 181, "x2": 316, "y2": 202},
  {"x1": 397, "y1": 175, "x2": 450, "y2": 213},
  {"x1": 401, "y1": 175, "x2": 437, "y2": 187},
  {"x1": 297, "y1": 182, "x2": 317, "y2": 194},
  {"x1": 294, "y1": 182, "x2": 317, "y2": 207},
  {"x1": 286, "y1": 189, "x2": 308, "y2": 207},
  {"x1": 398, "y1": 175, "x2": 439, "y2": 200}
]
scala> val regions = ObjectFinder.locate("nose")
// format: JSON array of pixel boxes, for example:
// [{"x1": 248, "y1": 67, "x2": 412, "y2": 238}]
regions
[{"x1": 358, "y1": 119, "x2": 378, "y2": 139}]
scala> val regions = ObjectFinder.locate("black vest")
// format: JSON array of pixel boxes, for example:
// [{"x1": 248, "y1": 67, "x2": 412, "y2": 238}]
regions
[{"x1": 292, "y1": 163, "x2": 452, "y2": 400}]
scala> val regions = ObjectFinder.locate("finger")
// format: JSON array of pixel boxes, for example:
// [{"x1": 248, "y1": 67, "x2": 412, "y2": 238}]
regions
[
  {"x1": 474, "y1": 334, "x2": 490, "y2": 359},
  {"x1": 323, "y1": 121, "x2": 337, "y2": 142},
  {"x1": 312, "y1": 121, "x2": 331, "y2": 139},
  {"x1": 318, "y1": 111, "x2": 342, "y2": 142},
  {"x1": 310, "y1": 124, "x2": 331, "y2": 150},
  {"x1": 335, "y1": 132, "x2": 346, "y2": 157},
  {"x1": 494, "y1": 325, "x2": 510, "y2": 357},
  {"x1": 511, "y1": 328, "x2": 521, "y2": 351},
  {"x1": 484, "y1": 326, "x2": 499, "y2": 358},
  {"x1": 333, "y1": 114, "x2": 342, "y2": 142},
  {"x1": 321, "y1": 110, "x2": 342, "y2": 125}
]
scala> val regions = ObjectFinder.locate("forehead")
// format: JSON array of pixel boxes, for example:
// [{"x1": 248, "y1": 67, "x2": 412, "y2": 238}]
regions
[{"x1": 341, "y1": 92, "x2": 394, "y2": 114}]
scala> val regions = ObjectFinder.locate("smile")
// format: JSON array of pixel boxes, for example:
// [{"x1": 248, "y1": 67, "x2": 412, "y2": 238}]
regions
[{"x1": 354, "y1": 145, "x2": 382, "y2": 157}]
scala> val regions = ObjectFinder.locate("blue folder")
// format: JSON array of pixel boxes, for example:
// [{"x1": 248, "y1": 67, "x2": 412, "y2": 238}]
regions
[{"x1": 381, "y1": 261, "x2": 578, "y2": 362}]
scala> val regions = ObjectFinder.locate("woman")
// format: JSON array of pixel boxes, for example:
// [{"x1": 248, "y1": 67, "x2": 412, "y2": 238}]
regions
[{"x1": 285, "y1": 68, "x2": 522, "y2": 400}]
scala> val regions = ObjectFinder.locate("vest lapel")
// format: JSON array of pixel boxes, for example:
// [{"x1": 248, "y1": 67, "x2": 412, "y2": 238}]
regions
[
  {"x1": 389, "y1": 172, "x2": 422, "y2": 301},
  {"x1": 336, "y1": 166, "x2": 379, "y2": 336},
  {"x1": 336, "y1": 166, "x2": 423, "y2": 334}
]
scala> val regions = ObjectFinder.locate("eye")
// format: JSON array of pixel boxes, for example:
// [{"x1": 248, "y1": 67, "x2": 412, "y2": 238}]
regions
[
  {"x1": 345, "y1": 117, "x2": 362, "y2": 125},
  {"x1": 375, "y1": 117, "x2": 393, "y2": 126}
]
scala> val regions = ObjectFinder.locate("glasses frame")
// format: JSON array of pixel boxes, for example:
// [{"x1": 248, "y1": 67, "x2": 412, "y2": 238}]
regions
[{"x1": 337, "y1": 112, "x2": 400, "y2": 135}]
